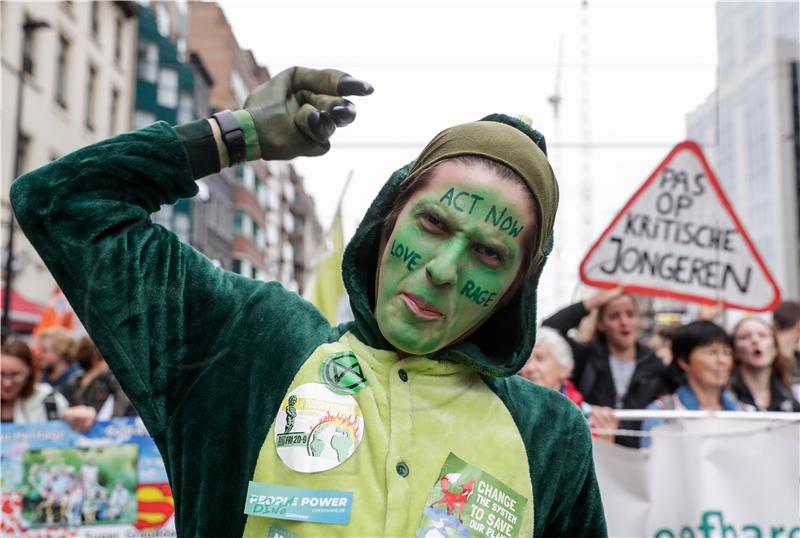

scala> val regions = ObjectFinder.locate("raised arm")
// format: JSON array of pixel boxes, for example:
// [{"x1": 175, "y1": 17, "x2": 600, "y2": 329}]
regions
[{"x1": 10, "y1": 67, "x2": 372, "y2": 436}]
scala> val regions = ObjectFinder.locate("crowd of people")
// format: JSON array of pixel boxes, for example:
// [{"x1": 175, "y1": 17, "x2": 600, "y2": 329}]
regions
[
  {"x1": 518, "y1": 289, "x2": 800, "y2": 447},
  {"x1": 5, "y1": 292, "x2": 799, "y2": 447},
  {"x1": 1, "y1": 328, "x2": 134, "y2": 429}
]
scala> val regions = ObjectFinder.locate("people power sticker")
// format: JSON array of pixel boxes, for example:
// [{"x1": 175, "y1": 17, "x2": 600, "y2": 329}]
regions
[
  {"x1": 416, "y1": 453, "x2": 527, "y2": 538},
  {"x1": 319, "y1": 351, "x2": 368, "y2": 395},
  {"x1": 275, "y1": 383, "x2": 364, "y2": 473},
  {"x1": 245, "y1": 482, "x2": 352, "y2": 525}
]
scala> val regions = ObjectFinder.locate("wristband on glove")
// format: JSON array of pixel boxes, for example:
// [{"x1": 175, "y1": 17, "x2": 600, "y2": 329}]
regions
[
  {"x1": 212, "y1": 110, "x2": 246, "y2": 166},
  {"x1": 232, "y1": 109, "x2": 262, "y2": 162}
]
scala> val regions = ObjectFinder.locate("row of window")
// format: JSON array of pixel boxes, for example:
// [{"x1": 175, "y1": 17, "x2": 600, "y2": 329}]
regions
[
  {"x1": 136, "y1": 40, "x2": 193, "y2": 120},
  {"x1": 53, "y1": 38, "x2": 119, "y2": 134},
  {"x1": 55, "y1": 1, "x2": 124, "y2": 62},
  {"x1": 21, "y1": 13, "x2": 123, "y2": 135},
  {"x1": 231, "y1": 254, "x2": 298, "y2": 287},
  {"x1": 234, "y1": 208, "x2": 278, "y2": 249},
  {"x1": 234, "y1": 165, "x2": 282, "y2": 213},
  {"x1": 717, "y1": 2, "x2": 799, "y2": 80},
  {"x1": 233, "y1": 208, "x2": 297, "y2": 258}
]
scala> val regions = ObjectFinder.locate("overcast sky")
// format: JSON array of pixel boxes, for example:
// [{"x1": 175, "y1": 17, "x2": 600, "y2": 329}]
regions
[{"x1": 219, "y1": 0, "x2": 719, "y2": 315}]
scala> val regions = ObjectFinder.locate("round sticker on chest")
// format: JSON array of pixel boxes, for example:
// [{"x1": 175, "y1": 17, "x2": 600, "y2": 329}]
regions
[{"x1": 274, "y1": 382, "x2": 365, "y2": 473}]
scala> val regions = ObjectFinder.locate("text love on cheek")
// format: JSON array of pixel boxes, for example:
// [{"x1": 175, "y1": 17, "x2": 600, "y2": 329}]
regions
[
  {"x1": 460, "y1": 279, "x2": 498, "y2": 308},
  {"x1": 390, "y1": 240, "x2": 422, "y2": 272}
]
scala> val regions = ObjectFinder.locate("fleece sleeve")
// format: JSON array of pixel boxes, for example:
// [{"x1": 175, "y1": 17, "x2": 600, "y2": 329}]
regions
[
  {"x1": 10, "y1": 121, "x2": 269, "y2": 437},
  {"x1": 482, "y1": 376, "x2": 608, "y2": 537},
  {"x1": 543, "y1": 409, "x2": 608, "y2": 537}
]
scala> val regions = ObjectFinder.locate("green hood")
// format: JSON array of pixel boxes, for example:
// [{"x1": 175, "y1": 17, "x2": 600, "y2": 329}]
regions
[{"x1": 341, "y1": 114, "x2": 558, "y2": 377}]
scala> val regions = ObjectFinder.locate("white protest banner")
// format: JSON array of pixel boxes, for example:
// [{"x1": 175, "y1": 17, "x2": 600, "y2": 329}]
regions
[
  {"x1": 593, "y1": 417, "x2": 800, "y2": 537},
  {"x1": 580, "y1": 141, "x2": 781, "y2": 311}
]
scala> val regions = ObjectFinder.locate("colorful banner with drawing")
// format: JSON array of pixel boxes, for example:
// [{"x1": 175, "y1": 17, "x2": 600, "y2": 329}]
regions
[
  {"x1": 0, "y1": 417, "x2": 175, "y2": 537},
  {"x1": 593, "y1": 418, "x2": 800, "y2": 537}
]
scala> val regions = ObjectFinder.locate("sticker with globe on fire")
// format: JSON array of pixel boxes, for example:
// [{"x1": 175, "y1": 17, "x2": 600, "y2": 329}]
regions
[
  {"x1": 416, "y1": 453, "x2": 527, "y2": 538},
  {"x1": 274, "y1": 383, "x2": 364, "y2": 473}
]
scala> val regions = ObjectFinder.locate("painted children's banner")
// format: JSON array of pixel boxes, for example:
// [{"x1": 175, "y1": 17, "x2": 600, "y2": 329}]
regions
[
  {"x1": 594, "y1": 418, "x2": 800, "y2": 537},
  {"x1": 0, "y1": 417, "x2": 175, "y2": 537},
  {"x1": 580, "y1": 141, "x2": 781, "y2": 311}
]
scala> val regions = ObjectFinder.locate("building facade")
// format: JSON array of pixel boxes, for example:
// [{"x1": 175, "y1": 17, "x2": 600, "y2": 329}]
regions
[
  {"x1": 134, "y1": 2, "x2": 195, "y2": 244},
  {"x1": 2, "y1": 1, "x2": 138, "y2": 314},
  {"x1": 686, "y1": 1, "x2": 800, "y2": 299},
  {"x1": 187, "y1": 2, "x2": 321, "y2": 290},
  {"x1": 134, "y1": 1, "x2": 234, "y2": 268}
]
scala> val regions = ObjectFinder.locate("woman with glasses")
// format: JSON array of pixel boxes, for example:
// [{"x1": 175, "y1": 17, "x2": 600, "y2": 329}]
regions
[{"x1": 1, "y1": 338, "x2": 68, "y2": 423}]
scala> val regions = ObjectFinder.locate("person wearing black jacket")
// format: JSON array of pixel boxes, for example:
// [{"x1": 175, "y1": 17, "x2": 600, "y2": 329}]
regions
[{"x1": 542, "y1": 287, "x2": 677, "y2": 447}]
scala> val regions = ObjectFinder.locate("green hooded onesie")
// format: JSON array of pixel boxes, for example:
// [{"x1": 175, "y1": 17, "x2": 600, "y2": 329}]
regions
[{"x1": 11, "y1": 115, "x2": 607, "y2": 537}]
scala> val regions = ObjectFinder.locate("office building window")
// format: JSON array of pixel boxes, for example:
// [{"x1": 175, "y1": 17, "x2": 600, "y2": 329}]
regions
[
  {"x1": 85, "y1": 64, "x2": 97, "y2": 131},
  {"x1": 22, "y1": 22, "x2": 35, "y2": 75},
  {"x1": 232, "y1": 258, "x2": 242, "y2": 274},
  {"x1": 231, "y1": 70, "x2": 248, "y2": 106},
  {"x1": 174, "y1": 212, "x2": 191, "y2": 244},
  {"x1": 235, "y1": 209, "x2": 255, "y2": 239},
  {"x1": 137, "y1": 41, "x2": 158, "y2": 83},
  {"x1": 134, "y1": 109, "x2": 156, "y2": 129},
  {"x1": 243, "y1": 166, "x2": 256, "y2": 192},
  {"x1": 157, "y1": 68, "x2": 178, "y2": 108},
  {"x1": 743, "y1": 3, "x2": 764, "y2": 62},
  {"x1": 284, "y1": 181, "x2": 295, "y2": 203},
  {"x1": 776, "y1": 2, "x2": 799, "y2": 41},
  {"x1": 90, "y1": 1, "x2": 99, "y2": 36},
  {"x1": 155, "y1": 3, "x2": 170, "y2": 38},
  {"x1": 114, "y1": 17, "x2": 123, "y2": 63},
  {"x1": 55, "y1": 35, "x2": 70, "y2": 108},
  {"x1": 257, "y1": 182, "x2": 268, "y2": 209},
  {"x1": 282, "y1": 211, "x2": 294, "y2": 233},
  {"x1": 15, "y1": 132, "x2": 31, "y2": 176},
  {"x1": 177, "y1": 92, "x2": 193, "y2": 124},
  {"x1": 109, "y1": 88, "x2": 119, "y2": 135},
  {"x1": 716, "y1": 3, "x2": 737, "y2": 79},
  {"x1": 716, "y1": 100, "x2": 736, "y2": 201}
]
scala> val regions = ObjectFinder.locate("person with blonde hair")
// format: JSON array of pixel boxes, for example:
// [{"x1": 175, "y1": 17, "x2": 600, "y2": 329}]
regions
[
  {"x1": 36, "y1": 326, "x2": 81, "y2": 391},
  {"x1": 730, "y1": 316, "x2": 799, "y2": 412}
]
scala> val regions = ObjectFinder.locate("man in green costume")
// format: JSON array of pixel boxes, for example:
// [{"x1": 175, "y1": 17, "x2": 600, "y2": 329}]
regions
[{"x1": 12, "y1": 67, "x2": 607, "y2": 536}]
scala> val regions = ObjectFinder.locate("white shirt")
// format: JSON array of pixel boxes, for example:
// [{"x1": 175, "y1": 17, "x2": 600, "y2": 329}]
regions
[
  {"x1": 12, "y1": 383, "x2": 69, "y2": 424},
  {"x1": 608, "y1": 355, "x2": 636, "y2": 407}
]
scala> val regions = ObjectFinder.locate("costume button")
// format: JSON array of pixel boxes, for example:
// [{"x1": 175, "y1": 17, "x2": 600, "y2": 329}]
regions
[
  {"x1": 398, "y1": 369, "x2": 408, "y2": 382},
  {"x1": 396, "y1": 462, "x2": 410, "y2": 477}
]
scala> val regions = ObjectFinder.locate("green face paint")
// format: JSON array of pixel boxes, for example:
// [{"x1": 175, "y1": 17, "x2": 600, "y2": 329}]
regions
[{"x1": 375, "y1": 161, "x2": 535, "y2": 355}]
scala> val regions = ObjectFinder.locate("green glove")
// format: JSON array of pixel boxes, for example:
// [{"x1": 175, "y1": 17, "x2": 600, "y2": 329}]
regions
[{"x1": 241, "y1": 66, "x2": 373, "y2": 161}]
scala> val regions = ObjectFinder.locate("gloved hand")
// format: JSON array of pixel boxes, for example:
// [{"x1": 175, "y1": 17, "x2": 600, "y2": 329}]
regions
[{"x1": 243, "y1": 66, "x2": 373, "y2": 160}]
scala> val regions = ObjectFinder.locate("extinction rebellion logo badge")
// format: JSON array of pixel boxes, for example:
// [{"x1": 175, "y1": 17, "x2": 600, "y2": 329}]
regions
[{"x1": 319, "y1": 351, "x2": 368, "y2": 395}]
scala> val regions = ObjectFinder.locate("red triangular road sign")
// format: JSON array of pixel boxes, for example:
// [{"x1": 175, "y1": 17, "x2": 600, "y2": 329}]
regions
[{"x1": 579, "y1": 141, "x2": 781, "y2": 312}]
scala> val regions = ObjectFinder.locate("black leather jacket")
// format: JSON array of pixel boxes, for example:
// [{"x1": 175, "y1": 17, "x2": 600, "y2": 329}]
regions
[{"x1": 542, "y1": 301, "x2": 678, "y2": 447}]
